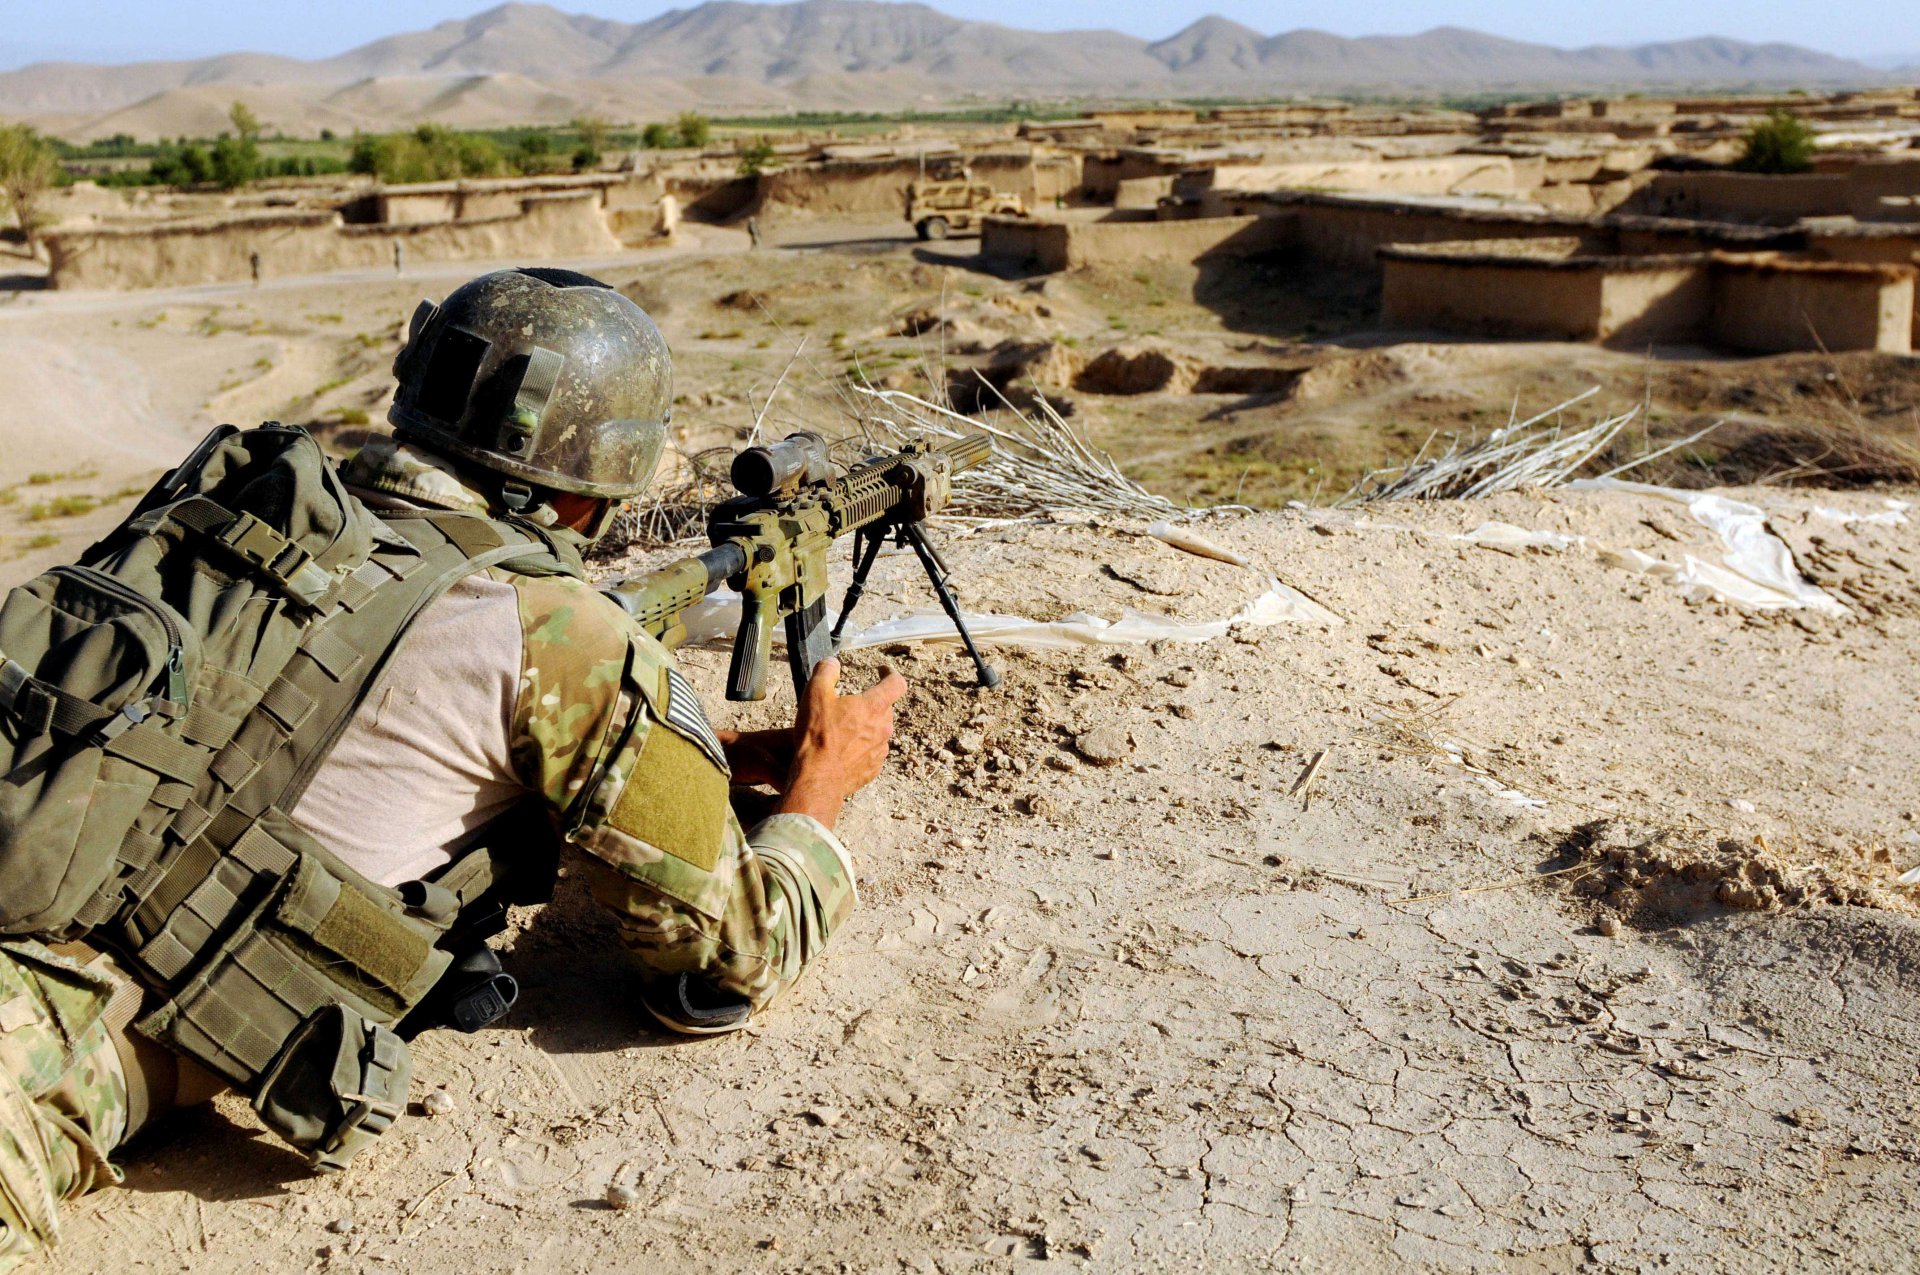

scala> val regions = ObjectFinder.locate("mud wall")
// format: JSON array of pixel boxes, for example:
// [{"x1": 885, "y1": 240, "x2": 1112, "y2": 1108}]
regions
[
  {"x1": 1381, "y1": 255, "x2": 1608, "y2": 340},
  {"x1": 980, "y1": 214, "x2": 1291, "y2": 273},
  {"x1": 665, "y1": 174, "x2": 758, "y2": 223},
  {"x1": 1632, "y1": 172, "x2": 1851, "y2": 224},
  {"x1": 1847, "y1": 158, "x2": 1920, "y2": 222},
  {"x1": 1277, "y1": 200, "x2": 1578, "y2": 270},
  {"x1": 1597, "y1": 264, "x2": 1716, "y2": 345},
  {"x1": 1114, "y1": 177, "x2": 1175, "y2": 211},
  {"x1": 752, "y1": 153, "x2": 1040, "y2": 220},
  {"x1": 1080, "y1": 152, "x2": 1190, "y2": 203},
  {"x1": 1711, "y1": 257, "x2": 1915, "y2": 355},
  {"x1": 1206, "y1": 155, "x2": 1527, "y2": 199},
  {"x1": 980, "y1": 217, "x2": 1072, "y2": 272},
  {"x1": 46, "y1": 193, "x2": 621, "y2": 291},
  {"x1": 1378, "y1": 243, "x2": 1914, "y2": 354}
]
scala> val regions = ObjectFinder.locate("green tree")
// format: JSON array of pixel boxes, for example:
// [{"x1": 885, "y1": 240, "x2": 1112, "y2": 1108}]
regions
[
  {"x1": 675, "y1": 112, "x2": 711, "y2": 149},
  {"x1": 208, "y1": 134, "x2": 260, "y2": 189},
  {"x1": 641, "y1": 121, "x2": 674, "y2": 149},
  {"x1": 736, "y1": 135, "x2": 775, "y2": 176},
  {"x1": 570, "y1": 114, "x2": 610, "y2": 154},
  {"x1": 348, "y1": 127, "x2": 507, "y2": 184},
  {"x1": 511, "y1": 130, "x2": 559, "y2": 175},
  {"x1": 347, "y1": 133, "x2": 383, "y2": 177},
  {"x1": 228, "y1": 100, "x2": 263, "y2": 141},
  {"x1": 0, "y1": 123, "x2": 57, "y2": 251},
  {"x1": 1734, "y1": 109, "x2": 1817, "y2": 175}
]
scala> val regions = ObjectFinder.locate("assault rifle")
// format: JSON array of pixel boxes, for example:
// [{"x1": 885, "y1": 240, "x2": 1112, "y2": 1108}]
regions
[{"x1": 603, "y1": 431, "x2": 1001, "y2": 700}]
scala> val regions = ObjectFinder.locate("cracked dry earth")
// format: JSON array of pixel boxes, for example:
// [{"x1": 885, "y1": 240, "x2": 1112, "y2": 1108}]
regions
[{"x1": 38, "y1": 484, "x2": 1920, "y2": 1274}]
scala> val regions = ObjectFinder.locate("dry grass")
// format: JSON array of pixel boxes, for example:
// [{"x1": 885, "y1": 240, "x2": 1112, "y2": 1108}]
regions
[
  {"x1": 1340, "y1": 387, "x2": 1722, "y2": 505},
  {"x1": 600, "y1": 360, "x2": 1213, "y2": 552}
]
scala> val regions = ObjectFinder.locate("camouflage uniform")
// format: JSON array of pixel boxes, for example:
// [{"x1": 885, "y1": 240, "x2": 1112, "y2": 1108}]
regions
[
  {"x1": 0, "y1": 438, "x2": 857, "y2": 1266},
  {"x1": 0, "y1": 941, "x2": 127, "y2": 1272},
  {"x1": 339, "y1": 438, "x2": 861, "y2": 1010}
]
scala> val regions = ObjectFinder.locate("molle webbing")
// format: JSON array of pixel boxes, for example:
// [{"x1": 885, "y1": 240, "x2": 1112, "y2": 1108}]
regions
[{"x1": 96, "y1": 512, "x2": 561, "y2": 1091}]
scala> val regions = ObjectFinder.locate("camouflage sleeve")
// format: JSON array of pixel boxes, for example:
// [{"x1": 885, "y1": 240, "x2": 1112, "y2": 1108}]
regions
[
  {"x1": 0, "y1": 940, "x2": 128, "y2": 1265},
  {"x1": 510, "y1": 573, "x2": 858, "y2": 1013}
]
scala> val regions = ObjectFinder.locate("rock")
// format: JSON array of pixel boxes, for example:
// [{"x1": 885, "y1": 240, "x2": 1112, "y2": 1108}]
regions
[
  {"x1": 951, "y1": 731, "x2": 986, "y2": 756},
  {"x1": 606, "y1": 1183, "x2": 641, "y2": 1211},
  {"x1": 1073, "y1": 727, "x2": 1134, "y2": 768},
  {"x1": 1596, "y1": 915, "x2": 1621, "y2": 938},
  {"x1": 1167, "y1": 668, "x2": 1196, "y2": 688},
  {"x1": 1727, "y1": 798, "x2": 1758, "y2": 813},
  {"x1": 326, "y1": 1218, "x2": 354, "y2": 1235},
  {"x1": 422, "y1": 1090, "x2": 455, "y2": 1117}
]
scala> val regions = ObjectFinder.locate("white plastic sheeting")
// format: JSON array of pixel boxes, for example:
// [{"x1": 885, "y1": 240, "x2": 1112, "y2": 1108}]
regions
[
  {"x1": 1813, "y1": 499, "x2": 1910, "y2": 529},
  {"x1": 673, "y1": 520, "x2": 1341, "y2": 657},
  {"x1": 1566, "y1": 478, "x2": 1849, "y2": 615}
]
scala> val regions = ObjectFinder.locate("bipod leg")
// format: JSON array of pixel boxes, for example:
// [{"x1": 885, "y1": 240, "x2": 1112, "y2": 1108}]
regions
[
  {"x1": 832, "y1": 527, "x2": 888, "y2": 648},
  {"x1": 900, "y1": 521, "x2": 1000, "y2": 690}
]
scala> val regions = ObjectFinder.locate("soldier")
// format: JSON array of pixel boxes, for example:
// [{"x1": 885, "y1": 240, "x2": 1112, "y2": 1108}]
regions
[{"x1": 0, "y1": 267, "x2": 904, "y2": 1267}]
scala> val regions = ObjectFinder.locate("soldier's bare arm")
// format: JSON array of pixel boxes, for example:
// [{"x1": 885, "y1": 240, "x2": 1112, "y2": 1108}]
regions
[
  {"x1": 510, "y1": 574, "x2": 864, "y2": 1025},
  {"x1": 778, "y1": 657, "x2": 907, "y2": 830}
]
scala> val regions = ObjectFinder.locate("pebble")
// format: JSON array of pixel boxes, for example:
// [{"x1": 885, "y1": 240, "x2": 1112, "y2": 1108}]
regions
[
  {"x1": 1073, "y1": 726, "x2": 1134, "y2": 767},
  {"x1": 1166, "y1": 668, "x2": 1196, "y2": 688},
  {"x1": 1727, "y1": 798, "x2": 1758, "y2": 813},
  {"x1": 951, "y1": 731, "x2": 986, "y2": 756},
  {"x1": 1596, "y1": 915, "x2": 1621, "y2": 938},
  {"x1": 422, "y1": 1090, "x2": 456, "y2": 1117},
  {"x1": 606, "y1": 1183, "x2": 640, "y2": 1211},
  {"x1": 326, "y1": 1218, "x2": 354, "y2": 1235}
]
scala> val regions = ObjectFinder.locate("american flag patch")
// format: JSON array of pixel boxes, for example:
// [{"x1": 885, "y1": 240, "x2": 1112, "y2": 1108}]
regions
[{"x1": 663, "y1": 666, "x2": 729, "y2": 774}]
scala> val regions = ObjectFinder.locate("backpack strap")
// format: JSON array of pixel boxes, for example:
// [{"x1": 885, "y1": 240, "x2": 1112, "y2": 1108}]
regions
[{"x1": 67, "y1": 506, "x2": 569, "y2": 1167}]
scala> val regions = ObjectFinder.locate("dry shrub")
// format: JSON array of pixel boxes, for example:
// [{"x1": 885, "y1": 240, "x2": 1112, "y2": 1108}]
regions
[{"x1": 1698, "y1": 415, "x2": 1920, "y2": 488}]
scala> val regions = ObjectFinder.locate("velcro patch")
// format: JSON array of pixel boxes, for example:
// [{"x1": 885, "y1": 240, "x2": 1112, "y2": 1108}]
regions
[{"x1": 608, "y1": 722, "x2": 728, "y2": 872}]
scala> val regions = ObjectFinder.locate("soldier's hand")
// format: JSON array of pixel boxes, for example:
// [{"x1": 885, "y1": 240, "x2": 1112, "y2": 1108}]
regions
[
  {"x1": 717, "y1": 727, "x2": 799, "y2": 791},
  {"x1": 778, "y1": 658, "x2": 908, "y2": 829}
]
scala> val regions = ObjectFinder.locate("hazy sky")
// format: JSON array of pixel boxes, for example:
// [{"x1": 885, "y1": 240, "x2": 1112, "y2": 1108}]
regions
[{"x1": 0, "y1": 0, "x2": 1911, "y2": 69}]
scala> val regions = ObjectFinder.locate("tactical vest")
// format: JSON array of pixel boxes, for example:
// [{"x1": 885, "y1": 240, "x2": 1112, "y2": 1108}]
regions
[{"x1": 0, "y1": 424, "x2": 581, "y2": 1170}]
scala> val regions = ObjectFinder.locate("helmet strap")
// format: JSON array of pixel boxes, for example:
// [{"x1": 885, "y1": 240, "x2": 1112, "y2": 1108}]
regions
[{"x1": 498, "y1": 479, "x2": 535, "y2": 513}]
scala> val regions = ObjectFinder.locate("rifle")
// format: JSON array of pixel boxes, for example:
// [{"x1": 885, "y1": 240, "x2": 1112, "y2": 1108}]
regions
[{"x1": 603, "y1": 431, "x2": 1002, "y2": 701}]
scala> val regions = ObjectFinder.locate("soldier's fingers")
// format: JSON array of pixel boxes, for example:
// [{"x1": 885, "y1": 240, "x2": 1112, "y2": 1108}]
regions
[
  {"x1": 868, "y1": 669, "x2": 908, "y2": 705},
  {"x1": 806, "y1": 657, "x2": 843, "y2": 704}
]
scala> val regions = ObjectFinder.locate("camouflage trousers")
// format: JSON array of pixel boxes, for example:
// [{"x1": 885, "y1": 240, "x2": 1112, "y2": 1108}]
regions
[{"x1": 0, "y1": 940, "x2": 129, "y2": 1273}]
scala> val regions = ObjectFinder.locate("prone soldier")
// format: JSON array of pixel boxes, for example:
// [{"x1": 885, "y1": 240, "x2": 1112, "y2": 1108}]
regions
[{"x1": 0, "y1": 267, "x2": 905, "y2": 1266}]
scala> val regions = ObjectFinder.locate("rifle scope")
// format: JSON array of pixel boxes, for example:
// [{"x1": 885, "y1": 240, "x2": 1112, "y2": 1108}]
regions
[{"x1": 731, "y1": 431, "x2": 832, "y2": 497}]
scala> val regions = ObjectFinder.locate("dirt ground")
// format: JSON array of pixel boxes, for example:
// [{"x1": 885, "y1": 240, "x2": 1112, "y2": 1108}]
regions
[{"x1": 6, "y1": 227, "x2": 1920, "y2": 1273}]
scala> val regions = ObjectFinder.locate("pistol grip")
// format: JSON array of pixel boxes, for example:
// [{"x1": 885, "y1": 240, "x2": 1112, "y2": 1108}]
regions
[{"x1": 729, "y1": 588, "x2": 774, "y2": 701}]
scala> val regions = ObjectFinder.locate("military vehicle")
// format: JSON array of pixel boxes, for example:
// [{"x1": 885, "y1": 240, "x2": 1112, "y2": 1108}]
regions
[{"x1": 905, "y1": 160, "x2": 1027, "y2": 240}]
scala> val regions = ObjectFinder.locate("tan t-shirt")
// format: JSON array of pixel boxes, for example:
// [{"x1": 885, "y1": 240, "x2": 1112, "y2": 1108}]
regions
[{"x1": 289, "y1": 574, "x2": 526, "y2": 887}]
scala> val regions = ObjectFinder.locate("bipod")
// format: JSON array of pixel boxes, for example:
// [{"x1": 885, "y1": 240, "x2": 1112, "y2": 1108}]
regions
[{"x1": 833, "y1": 521, "x2": 1001, "y2": 690}]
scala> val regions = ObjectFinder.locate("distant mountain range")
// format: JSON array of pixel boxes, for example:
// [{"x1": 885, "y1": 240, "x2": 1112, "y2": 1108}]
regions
[{"x1": 1, "y1": 1, "x2": 1894, "y2": 140}]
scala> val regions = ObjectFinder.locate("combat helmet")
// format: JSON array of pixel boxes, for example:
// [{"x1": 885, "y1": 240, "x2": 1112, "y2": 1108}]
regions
[{"x1": 389, "y1": 267, "x2": 671, "y2": 506}]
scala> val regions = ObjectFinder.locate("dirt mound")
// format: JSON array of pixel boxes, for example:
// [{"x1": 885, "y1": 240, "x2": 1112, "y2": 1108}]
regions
[
  {"x1": 1562, "y1": 819, "x2": 1911, "y2": 927},
  {"x1": 1072, "y1": 341, "x2": 1197, "y2": 395}
]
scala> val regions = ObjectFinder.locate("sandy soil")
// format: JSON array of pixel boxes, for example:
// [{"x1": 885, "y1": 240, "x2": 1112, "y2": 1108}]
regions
[
  {"x1": 7, "y1": 228, "x2": 1920, "y2": 1273},
  {"x1": 26, "y1": 482, "x2": 1920, "y2": 1274}
]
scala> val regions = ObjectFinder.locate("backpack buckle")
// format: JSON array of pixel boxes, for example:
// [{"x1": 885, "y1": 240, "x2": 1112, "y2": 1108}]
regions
[
  {"x1": 0, "y1": 658, "x2": 54, "y2": 736},
  {"x1": 87, "y1": 700, "x2": 152, "y2": 749}
]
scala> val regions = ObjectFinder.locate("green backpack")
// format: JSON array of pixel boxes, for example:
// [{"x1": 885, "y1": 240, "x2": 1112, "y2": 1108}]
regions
[{"x1": 0, "y1": 423, "x2": 566, "y2": 1169}]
